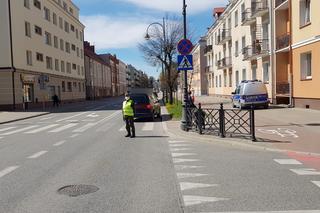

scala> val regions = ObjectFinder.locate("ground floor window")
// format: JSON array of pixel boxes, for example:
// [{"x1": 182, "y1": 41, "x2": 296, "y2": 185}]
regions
[
  {"x1": 300, "y1": 52, "x2": 312, "y2": 80},
  {"x1": 252, "y1": 66, "x2": 257, "y2": 80},
  {"x1": 23, "y1": 84, "x2": 34, "y2": 102},
  {"x1": 263, "y1": 62, "x2": 270, "y2": 83}
]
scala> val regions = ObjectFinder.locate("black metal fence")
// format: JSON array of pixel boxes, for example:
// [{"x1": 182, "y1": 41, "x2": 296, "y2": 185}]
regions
[{"x1": 186, "y1": 103, "x2": 256, "y2": 141}]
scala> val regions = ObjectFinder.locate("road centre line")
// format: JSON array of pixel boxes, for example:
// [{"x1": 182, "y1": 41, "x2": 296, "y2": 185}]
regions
[
  {"x1": 53, "y1": 140, "x2": 66, "y2": 146},
  {"x1": 0, "y1": 125, "x2": 38, "y2": 136},
  {"x1": 27, "y1": 151, "x2": 48, "y2": 159},
  {"x1": 0, "y1": 166, "x2": 19, "y2": 178}
]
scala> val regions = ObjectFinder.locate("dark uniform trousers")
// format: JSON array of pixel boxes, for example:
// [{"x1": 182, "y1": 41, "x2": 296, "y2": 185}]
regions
[{"x1": 124, "y1": 115, "x2": 135, "y2": 136}]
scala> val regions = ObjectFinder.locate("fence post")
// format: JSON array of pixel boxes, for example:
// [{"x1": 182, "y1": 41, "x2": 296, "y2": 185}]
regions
[
  {"x1": 197, "y1": 103, "x2": 203, "y2": 135},
  {"x1": 219, "y1": 103, "x2": 225, "y2": 138},
  {"x1": 250, "y1": 104, "x2": 256, "y2": 141}
]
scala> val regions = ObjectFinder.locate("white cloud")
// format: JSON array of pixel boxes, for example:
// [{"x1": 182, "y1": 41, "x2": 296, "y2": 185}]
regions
[
  {"x1": 81, "y1": 15, "x2": 150, "y2": 49},
  {"x1": 117, "y1": 0, "x2": 228, "y2": 14}
]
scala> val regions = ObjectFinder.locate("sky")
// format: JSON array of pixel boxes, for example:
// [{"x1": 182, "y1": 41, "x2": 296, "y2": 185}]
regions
[{"x1": 73, "y1": 0, "x2": 228, "y2": 78}]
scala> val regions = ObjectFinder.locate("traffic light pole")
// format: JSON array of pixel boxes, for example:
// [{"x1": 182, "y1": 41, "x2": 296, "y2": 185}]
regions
[{"x1": 180, "y1": 0, "x2": 189, "y2": 131}]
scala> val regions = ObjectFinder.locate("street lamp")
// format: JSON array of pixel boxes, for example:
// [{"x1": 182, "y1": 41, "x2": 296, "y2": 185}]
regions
[{"x1": 144, "y1": 18, "x2": 167, "y2": 102}]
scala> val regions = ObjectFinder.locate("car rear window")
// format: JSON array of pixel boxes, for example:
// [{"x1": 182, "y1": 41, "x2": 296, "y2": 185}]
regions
[{"x1": 131, "y1": 95, "x2": 149, "y2": 104}]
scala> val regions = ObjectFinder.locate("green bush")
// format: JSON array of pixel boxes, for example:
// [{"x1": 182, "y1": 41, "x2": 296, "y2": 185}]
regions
[{"x1": 166, "y1": 100, "x2": 182, "y2": 120}]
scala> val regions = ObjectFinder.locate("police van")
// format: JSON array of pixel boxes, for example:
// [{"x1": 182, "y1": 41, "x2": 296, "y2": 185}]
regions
[{"x1": 231, "y1": 80, "x2": 269, "y2": 109}]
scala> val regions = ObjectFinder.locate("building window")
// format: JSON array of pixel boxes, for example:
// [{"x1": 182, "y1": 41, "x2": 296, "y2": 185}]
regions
[
  {"x1": 71, "y1": 44, "x2": 76, "y2": 51},
  {"x1": 235, "y1": 71, "x2": 239, "y2": 86},
  {"x1": 25, "y1": 21, "x2": 31, "y2": 37},
  {"x1": 60, "y1": 39, "x2": 64, "y2": 51},
  {"x1": 80, "y1": 49, "x2": 83, "y2": 58},
  {"x1": 62, "y1": 81, "x2": 66, "y2": 92},
  {"x1": 26, "y1": 50, "x2": 32, "y2": 65},
  {"x1": 55, "y1": 59, "x2": 59, "y2": 71},
  {"x1": 78, "y1": 82, "x2": 81, "y2": 92},
  {"x1": 252, "y1": 66, "x2": 257, "y2": 80},
  {"x1": 72, "y1": 63, "x2": 76, "y2": 70},
  {"x1": 234, "y1": 10, "x2": 238, "y2": 27},
  {"x1": 65, "y1": 42, "x2": 70, "y2": 53},
  {"x1": 224, "y1": 71, "x2": 227, "y2": 87},
  {"x1": 77, "y1": 47, "x2": 79, "y2": 57},
  {"x1": 235, "y1": 41, "x2": 239, "y2": 57},
  {"x1": 24, "y1": 0, "x2": 30, "y2": 9},
  {"x1": 71, "y1": 25, "x2": 75, "y2": 32},
  {"x1": 59, "y1": 17, "x2": 63, "y2": 29},
  {"x1": 45, "y1": 32, "x2": 52, "y2": 45},
  {"x1": 77, "y1": 65, "x2": 80, "y2": 75},
  {"x1": 53, "y1": 13, "x2": 57, "y2": 25},
  {"x1": 36, "y1": 52, "x2": 43, "y2": 61},
  {"x1": 73, "y1": 82, "x2": 77, "y2": 88},
  {"x1": 63, "y1": 2, "x2": 68, "y2": 11},
  {"x1": 242, "y1": 36, "x2": 246, "y2": 49},
  {"x1": 76, "y1": 29, "x2": 79, "y2": 39},
  {"x1": 263, "y1": 62, "x2": 269, "y2": 82},
  {"x1": 61, "y1": 60, "x2": 65, "y2": 72},
  {"x1": 34, "y1": 0, "x2": 41, "y2": 9},
  {"x1": 35, "y1": 25, "x2": 42, "y2": 35},
  {"x1": 219, "y1": 75, "x2": 222, "y2": 87},
  {"x1": 79, "y1": 31, "x2": 83, "y2": 41},
  {"x1": 69, "y1": 7, "x2": 74, "y2": 14},
  {"x1": 300, "y1": 52, "x2": 312, "y2": 79},
  {"x1": 300, "y1": 0, "x2": 311, "y2": 27},
  {"x1": 44, "y1": 7, "x2": 50, "y2": 21},
  {"x1": 54, "y1": 36, "x2": 58, "y2": 48},
  {"x1": 229, "y1": 71, "x2": 232, "y2": 87},
  {"x1": 242, "y1": 69, "x2": 247, "y2": 81},
  {"x1": 66, "y1": 62, "x2": 71, "y2": 73},
  {"x1": 81, "y1": 66, "x2": 84, "y2": 76},
  {"x1": 64, "y1": 21, "x2": 69, "y2": 33},
  {"x1": 46, "y1": 56, "x2": 53, "y2": 69},
  {"x1": 67, "y1": 82, "x2": 72, "y2": 92}
]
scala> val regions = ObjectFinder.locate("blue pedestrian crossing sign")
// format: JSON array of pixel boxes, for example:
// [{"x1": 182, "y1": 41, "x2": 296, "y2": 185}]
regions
[{"x1": 177, "y1": 55, "x2": 193, "y2": 71}]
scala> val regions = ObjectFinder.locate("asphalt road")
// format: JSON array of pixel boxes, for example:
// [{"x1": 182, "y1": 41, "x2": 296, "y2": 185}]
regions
[{"x1": 0, "y1": 97, "x2": 319, "y2": 213}]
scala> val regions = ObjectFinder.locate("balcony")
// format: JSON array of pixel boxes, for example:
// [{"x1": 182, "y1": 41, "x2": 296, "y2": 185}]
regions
[
  {"x1": 251, "y1": 0, "x2": 269, "y2": 18},
  {"x1": 217, "y1": 57, "x2": 232, "y2": 69},
  {"x1": 241, "y1": 8, "x2": 256, "y2": 26},
  {"x1": 276, "y1": 33, "x2": 290, "y2": 51},
  {"x1": 204, "y1": 45, "x2": 213, "y2": 55},
  {"x1": 275, "y1": 0, "x2": 288, "y2": 9},
  {"x1": 216, "y1": 29, "x2": 231, "y2": 45},
  {"x1": 242, "y1": 39, "x2": 269, "y2": 60}
]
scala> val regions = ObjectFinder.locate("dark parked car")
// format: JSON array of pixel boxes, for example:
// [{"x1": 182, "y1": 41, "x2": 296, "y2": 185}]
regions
[{"x1": 130, "y1": 93, "x2": 161, "y2": 121}]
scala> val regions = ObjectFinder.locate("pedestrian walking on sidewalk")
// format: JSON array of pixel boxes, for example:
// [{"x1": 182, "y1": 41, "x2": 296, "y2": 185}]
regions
[
  {"x1": 52, "y1": 94, "x2": 60, "y2": 107},
  {"x1": 122, "y1": 93, "x2": 135, "y2": 138}
]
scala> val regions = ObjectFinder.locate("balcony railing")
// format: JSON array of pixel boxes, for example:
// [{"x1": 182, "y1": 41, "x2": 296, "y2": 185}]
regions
[
  {"x1": 217, "y1": 57, "x2": 232, "y2": 69},
  {"x1": 276, "y1": 33, "x2": 290, "y2": 50},
  {"x1": 276, "y1": 82, "x2": 290, "y2": 96},
  {"x1": 216, "y1": 29, "x2": 231, "y2": 45},
  {"x1": 242, "y1": 39, "x2": 269, "y2": 60},
  {"x1": 251, "y1": 0, "x2": 269, "y2": 17},
  {"x1": 204, "y1": 45, "x2": 213, "y2": 54},
  {"x1": 241, "y1": 8, "x2": 256, "y2": 26},
  {"x1": 275, "y1": 0, "x2": 288, "y2": 8},
  {"x1": 205, "y1": 66, "x2": 211, "y2": 73}
]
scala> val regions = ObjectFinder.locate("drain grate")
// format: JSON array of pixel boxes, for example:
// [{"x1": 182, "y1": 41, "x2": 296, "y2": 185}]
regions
[{"x1": 57, "y1": 185, "x2": 99, "y2": 197}]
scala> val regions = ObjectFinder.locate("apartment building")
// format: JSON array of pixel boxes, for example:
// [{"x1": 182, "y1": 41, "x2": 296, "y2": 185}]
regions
[
  {"x1": 118, "y1": 60, "x2": 128, "y2": 96},
  {"x1": 0, "y1": 0, "x2": 85, "y2": 110},
  {"x1": 99, "y1": 54, "x2": 120, "y2": 96},
  {"x1": 206, "y1": 1, "x2": 259, "y2": 98},
  {"x1": 190, "y1": 37, "x2": 207, "y2": 96},
  {"x1": 84, "y1": 41, "x2": 112, "y2": 100}
]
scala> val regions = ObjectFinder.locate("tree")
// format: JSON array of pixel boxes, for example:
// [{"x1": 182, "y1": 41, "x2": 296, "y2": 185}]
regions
[{"x1": 139, "y1": 17, "x2": 184, "y2": 104}]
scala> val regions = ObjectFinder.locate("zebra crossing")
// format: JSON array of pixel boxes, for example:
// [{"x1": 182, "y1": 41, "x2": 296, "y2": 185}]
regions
[{"x1": 0, "y1": 121, "x2": 161, "y2": 137}]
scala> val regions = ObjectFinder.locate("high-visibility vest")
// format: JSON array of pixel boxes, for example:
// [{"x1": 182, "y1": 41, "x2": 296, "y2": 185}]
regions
[{"x1": 123, "y1": 99, "x2": 134, "y2": 116}]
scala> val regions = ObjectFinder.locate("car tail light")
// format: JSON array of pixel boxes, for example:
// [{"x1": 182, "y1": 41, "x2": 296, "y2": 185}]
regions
[{"x1": 146, "y1": 104, "x2": 153, "y2": 110}]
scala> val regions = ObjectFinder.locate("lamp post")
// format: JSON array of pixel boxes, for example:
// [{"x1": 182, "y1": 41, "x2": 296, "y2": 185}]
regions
[
  {"x1": 181, "y1": 0, "x2": 189, "y2": 130},
  {"x1": 145, "y1": 18, "x2": 167, "y2": 102}
]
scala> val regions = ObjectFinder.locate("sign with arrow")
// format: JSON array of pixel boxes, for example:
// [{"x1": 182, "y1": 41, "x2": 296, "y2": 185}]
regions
[{"x1": 177, "y1": 55, "x2": 193, "y2": 71}]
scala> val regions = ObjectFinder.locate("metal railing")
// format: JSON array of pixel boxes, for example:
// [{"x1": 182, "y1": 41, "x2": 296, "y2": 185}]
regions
[
  {"x1": 216, "y1": 29, "x2": 231, "y2": 45},
  {"x1": 186, "y1": 103, "x2": 256, "y2": 141},
  {"x1": 242, "y1": 39, "x2": 269, "y2": 60},
  {"x1": 204, "y1": 45, "x2": 213, "y2": 54},
  {"x1": 275, "y1": 0, "x2": 288, "y2": 8},
  {"x1": 217, "y1": 57, "x2": 232, "y2": 69},
  {"x1": 252, "y1": 0, "x2": 269, "y2": 17},
  {"x1": 276, "y1": 33, "x2": 290, "y2": 50},
  {"x1": 241, "y1": 8, "x2": 255, "y2": 25}
]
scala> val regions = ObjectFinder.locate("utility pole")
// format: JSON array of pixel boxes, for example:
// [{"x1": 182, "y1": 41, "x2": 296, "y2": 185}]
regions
[{"x1": 181, "y1": 0, "x2": 188, "y2": 130}]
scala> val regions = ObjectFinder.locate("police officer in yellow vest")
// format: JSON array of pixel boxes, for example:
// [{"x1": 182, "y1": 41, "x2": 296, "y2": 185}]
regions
[{"x1": 122, "y1": 93, "x2": 135, "y2": 138}]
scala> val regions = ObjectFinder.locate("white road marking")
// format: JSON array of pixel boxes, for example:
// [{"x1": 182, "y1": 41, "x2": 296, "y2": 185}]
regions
[
  {"x1": 183, "y1": 195, "x2": 229, "y2": 206},
  {"x1": 48, "y1": 123, "x2": 78, "y2": 133},
  {"x1": 0, "y1": 125, "x2": 38, "y2": 136},
  {"x1": 142, "y1": 123, "x2": 154, "y2": 131},
  {"x1": 202, "y1": 211, "x2": 320, "y2": 213},
  {"x1": 25, "y1": 124, "x2": 59, "y2": 134},
  {"x1": 0, "y1": 166, "x2": 19, "y2": 178},
  {"x1": 55, "y1": 112, "x2": 89, "y2": 122},
  {"x1": 0, "y1": 127, "x2": 16, "y2": 132},
  {"x1": 274, "y1": 159, "x2": 302, "y2": 165},
  {"x1": 162, "y1": 122, "x2": 168, "y2": 133},
  {"x1": 73, "y1": 123, "x2": 96, "y2": 133},
  {"x1": 312, "y1": 181, "x2": 320, "y2": 188},
  {"x1": 82, "y1": 119, "x2": 96, "y2": 122},
  {"x1": 53, "y1": 140, "x2": 66, "y2": 146},
  {"x1": 40, "y1": 116, "x2": 56, "y2": 121},
  {"x1": 180, "y1": 182, "x2": 217, "y2": 191},
  {"x1": 169, "y1": 140, "x2": 186, "y2": 143},
  {"x1": 87, "y1": 113, "x2": 99, "y2": 118},
  {"x1": 119, "y1": 125, "x2": 126, "y2": 132},
  {"x1": 171, "y1": 153, "x2": 197, "y2": 157},
  {"x1": 169, "y1": 144, "x2": 193, "y2": 147},
  {"x1": 175, "y1": 165, "x2": 205, "y2": 170},
  {"x1": 177, "y1": 173, "x2": 208, "y2": 179},
  {"x1": 70, "y1": 134, "x2": 80, "y2": 138},
  {"x1": 170, "y1": 148, "x2": 192, "y2": 152},
  {"x1": 27, "y1": 151, "x2": 48, "y2": 159},
  {"x1": 290, "y1": 168, "x2": 320, "y2": 175},
  {"x1": 173, "y1": 158, "x2": 200, "y2": 164}
]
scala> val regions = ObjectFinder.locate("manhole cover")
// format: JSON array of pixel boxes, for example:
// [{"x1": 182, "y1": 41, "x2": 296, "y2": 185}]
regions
[
  {"x1": 57, "y1": 185, "x2": 99, "y2": 197},
  {"x1": 306, "y1": 123, "x2": 320, "y2": 126}
]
